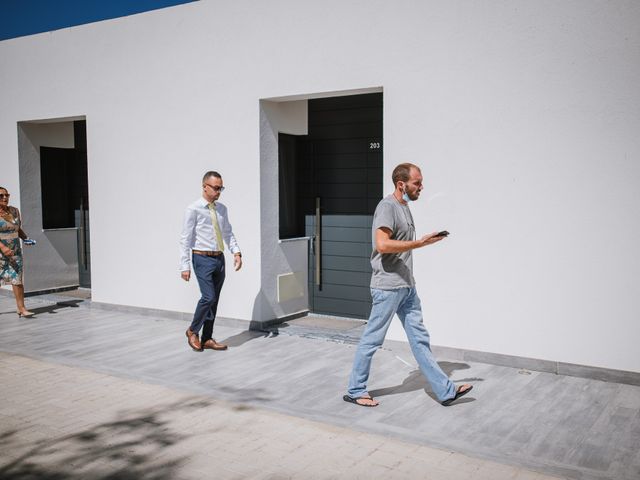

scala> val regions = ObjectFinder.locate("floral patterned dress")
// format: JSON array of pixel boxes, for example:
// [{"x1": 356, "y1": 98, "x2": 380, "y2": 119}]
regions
[{"x1": 0, "y1": 207, "x2": 23, "y2": 286}]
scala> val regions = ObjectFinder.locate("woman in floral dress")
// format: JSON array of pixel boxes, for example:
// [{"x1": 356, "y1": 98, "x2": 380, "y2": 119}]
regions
[{"x1": 0, "y1": 187, "x2": 34, "y2": 317}]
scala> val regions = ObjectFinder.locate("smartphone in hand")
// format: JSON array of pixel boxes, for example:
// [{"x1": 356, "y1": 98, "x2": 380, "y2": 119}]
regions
[{"x1": 434, "y1": 230, "x2": 449, "y2": 238}]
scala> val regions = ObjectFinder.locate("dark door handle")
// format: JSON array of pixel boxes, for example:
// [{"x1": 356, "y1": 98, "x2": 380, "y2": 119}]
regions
[{"x1": 315, "y1": 197, "x2": 321, "y2": 289}]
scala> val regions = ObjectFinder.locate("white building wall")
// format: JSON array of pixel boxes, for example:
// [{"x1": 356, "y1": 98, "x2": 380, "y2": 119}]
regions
[{"x1": 1, "y1": 0, "x2": 639, "y2": 372}]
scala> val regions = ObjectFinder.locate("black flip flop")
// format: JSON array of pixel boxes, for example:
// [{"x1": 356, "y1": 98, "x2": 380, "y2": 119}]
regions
[
  {"x1": 343, "y1": 395, "x2": 378, "y2": 407},
  {"x1": 441, "y1": 385, "x2": 473, "y2": 406}
]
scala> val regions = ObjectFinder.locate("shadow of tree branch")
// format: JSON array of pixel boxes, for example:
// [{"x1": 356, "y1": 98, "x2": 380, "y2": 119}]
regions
[{"x1": 0, "y1": 397, "x2": 214, "y2": 479}]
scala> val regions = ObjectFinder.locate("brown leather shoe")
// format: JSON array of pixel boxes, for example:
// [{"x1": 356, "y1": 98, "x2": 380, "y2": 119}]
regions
[
  {"x1": 185, "y1": 329, "x2": 202, "y2": 351},
  {"x1": 202, "y1": 339, "x2": 228, "y2": 351}
]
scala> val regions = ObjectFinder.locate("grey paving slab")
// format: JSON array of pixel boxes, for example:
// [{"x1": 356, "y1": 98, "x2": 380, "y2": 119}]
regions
[{"x1": 1, "y1": 292, "x2": 639, "y2": 479}]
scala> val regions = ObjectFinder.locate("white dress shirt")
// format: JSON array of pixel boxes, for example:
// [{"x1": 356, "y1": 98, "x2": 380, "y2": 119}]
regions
[{"x1": 179, "y1": 197, "x2": 241, "y2": 271}]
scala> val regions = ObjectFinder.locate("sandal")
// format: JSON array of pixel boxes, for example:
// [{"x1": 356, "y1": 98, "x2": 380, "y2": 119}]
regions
[
  {"x1": 441, "y1": 384, "x2": 473, "y2": 406},
  {"x1": 343, "y1": 394, "x2": 379, "y2": 407}
]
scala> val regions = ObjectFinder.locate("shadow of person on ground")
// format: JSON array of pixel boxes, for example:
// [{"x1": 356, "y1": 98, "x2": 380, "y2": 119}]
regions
[
  {"x1": 370, "y1": 362, "x2": 482, "y2": 405},
  {"x1": 219, "y1": 329, "x2": 278, "y2": 347},
  {"x1": 0, "y1": 397, "x2": 212, "y2": 480},
  {"x1": 30, "y1": 300, "x2": 84, "y2": 316},
  {"x1": 0, "y1": 300, "x2": 84, "y2": 317}
]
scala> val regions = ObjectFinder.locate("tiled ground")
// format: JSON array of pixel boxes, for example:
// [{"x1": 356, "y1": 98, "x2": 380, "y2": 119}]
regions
[{"x1": 1, "y1": 292, "x2": 639, "y2": 480}]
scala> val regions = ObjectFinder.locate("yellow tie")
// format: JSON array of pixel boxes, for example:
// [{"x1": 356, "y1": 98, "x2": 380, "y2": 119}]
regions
[{"x1": 208, "y1": 202, "x2": 224, "y2": 252}]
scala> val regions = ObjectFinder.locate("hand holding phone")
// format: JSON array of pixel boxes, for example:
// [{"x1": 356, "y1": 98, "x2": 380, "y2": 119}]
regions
[{"x1": 420, "y1": 230, "x2": 450, "y2": 246}]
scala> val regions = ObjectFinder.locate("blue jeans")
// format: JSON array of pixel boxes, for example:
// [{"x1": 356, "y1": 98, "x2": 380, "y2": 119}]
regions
[
  {"x1": 347, "y1": 287, "x2": 456, "y2": 402},
  {"x1": 189, "y1": 254, "x2": 225, "y2": 339}
]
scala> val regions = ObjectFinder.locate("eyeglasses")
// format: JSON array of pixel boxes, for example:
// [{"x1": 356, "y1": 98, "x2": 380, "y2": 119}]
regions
[
  {"x1": 205, "y1": 184, "x2": 225, "y2": 192},
  {"x1": 0, "y1": 194, "x2": 10, "y2": 199}
]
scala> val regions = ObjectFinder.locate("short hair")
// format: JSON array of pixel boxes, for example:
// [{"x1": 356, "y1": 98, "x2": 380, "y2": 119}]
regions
[
  {"x1": 392, "y1": 163, "x2": 420, "y2": 186},
  {"x1": 0, "y1": 186, "x2": 6, "y2": 192},
  {"x1": 202, "y1": 171, "x2": 222, "y2": 183}
]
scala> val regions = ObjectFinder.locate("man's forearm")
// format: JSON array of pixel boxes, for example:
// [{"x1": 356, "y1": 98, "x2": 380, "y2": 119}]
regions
[
  {"x1": 375, "y1": 231, "x2": 444, "y2": 254},
  {"x1": 375, "y1": 238, "x2": 420, "y2": 254}
]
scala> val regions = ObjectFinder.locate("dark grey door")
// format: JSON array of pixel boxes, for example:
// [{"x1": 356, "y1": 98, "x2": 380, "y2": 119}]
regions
[{"x1": 279, "y1": 93, "x2": 382, "y2": 319}]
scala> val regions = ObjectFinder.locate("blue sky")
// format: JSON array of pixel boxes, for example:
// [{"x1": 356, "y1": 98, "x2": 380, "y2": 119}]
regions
[{"x1": 0, "y1": 0, "x2": 195, "y2": 41}]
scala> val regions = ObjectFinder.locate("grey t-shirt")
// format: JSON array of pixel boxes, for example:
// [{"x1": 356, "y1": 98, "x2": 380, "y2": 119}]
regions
[{"x1": 370, "y1": 195, "x2": 416, "y2": 289}]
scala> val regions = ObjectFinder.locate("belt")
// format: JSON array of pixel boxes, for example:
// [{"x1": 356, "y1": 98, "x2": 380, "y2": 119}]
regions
[{"x1": 192, "y1": 250, "x2": 223, "y2": 257}]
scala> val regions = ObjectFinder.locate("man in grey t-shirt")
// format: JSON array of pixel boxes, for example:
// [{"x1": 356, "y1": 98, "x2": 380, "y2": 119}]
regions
[{"x1": 344, "y1": 163, "x2": 473, "y2": 407}]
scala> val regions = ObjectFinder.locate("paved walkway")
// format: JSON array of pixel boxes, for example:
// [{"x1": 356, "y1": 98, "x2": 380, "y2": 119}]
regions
[
  {"x1": 1, "y1": 352, "x2": 552, "y2": 480},
  {"x1": 1, "y1": 291, "x2": 639, "y2": 479}
]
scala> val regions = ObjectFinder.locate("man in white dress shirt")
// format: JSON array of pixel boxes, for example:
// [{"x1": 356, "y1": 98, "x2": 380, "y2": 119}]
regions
[{"x1": 180, "y1": 171, "x2": 242, "y2": 351}]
